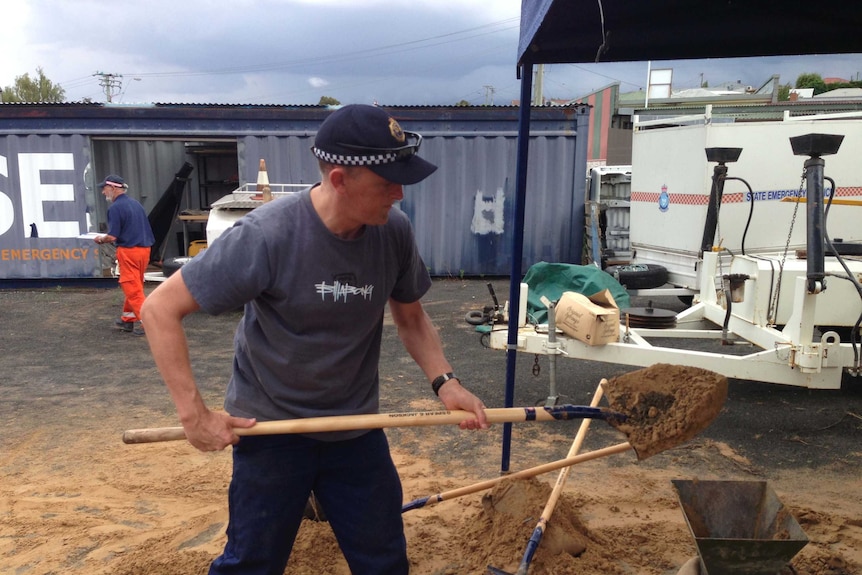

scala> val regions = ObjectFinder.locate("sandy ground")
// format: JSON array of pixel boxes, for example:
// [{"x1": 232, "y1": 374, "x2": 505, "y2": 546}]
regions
[{"x1": 1, "y1": 278, "x2": 861, "y2": 574}]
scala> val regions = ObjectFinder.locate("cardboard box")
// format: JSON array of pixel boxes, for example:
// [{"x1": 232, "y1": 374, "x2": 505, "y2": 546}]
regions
[{"x1": 555, "y1": 289, "x2": 620, "y2": 346}]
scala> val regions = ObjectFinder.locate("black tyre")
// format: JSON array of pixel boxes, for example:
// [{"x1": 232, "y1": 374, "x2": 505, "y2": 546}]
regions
[
  {"x1": 465, "y1": 310, "x2": 489, "y2": 326},
  {"x1": 604, "y1": 264, "x2": 668, "y2": 290},
  {"x1": 162, "y1": 256, "x2": 193, "y2": 278}
]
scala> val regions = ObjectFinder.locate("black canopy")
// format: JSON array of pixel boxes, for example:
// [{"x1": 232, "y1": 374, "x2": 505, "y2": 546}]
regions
[
  {"x1": 499, "y1": 0, "x2": 862, "y2": 471},
  {"x1": 518, "y1": 0, "x2": 862, "y2": 65}
]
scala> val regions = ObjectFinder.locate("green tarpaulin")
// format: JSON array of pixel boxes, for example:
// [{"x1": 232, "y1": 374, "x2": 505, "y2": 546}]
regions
[{"x1": 522, "y1": 261, "x2": 630, "y2": 324}]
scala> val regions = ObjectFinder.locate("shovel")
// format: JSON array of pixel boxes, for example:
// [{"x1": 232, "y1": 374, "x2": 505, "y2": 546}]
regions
[
  {"x1": 402, "y1": 442, "x2": 632, "y2": 513},
  {"x1": 489, "y1": 380, "x2": 607, "y2": 575},
  {"x1": 121, "y1": 404, "x2": 626, "y2": 444},
  {"x1": 485, "y1": 363, "x2": 729, "y2": 575},
  {"x1": 403, "y1": 379, "x2": 608, "y2": 513},
  {"x1": 405, "y1": 363, "x2": 728, "y2": 513}
]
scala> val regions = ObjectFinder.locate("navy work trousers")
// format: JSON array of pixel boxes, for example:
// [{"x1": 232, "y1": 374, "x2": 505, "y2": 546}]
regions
[{"x1": 209, "y1": 429, "x2": 409, "y2": 575}]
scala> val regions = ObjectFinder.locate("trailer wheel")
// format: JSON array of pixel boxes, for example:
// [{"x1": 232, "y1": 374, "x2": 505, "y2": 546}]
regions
[
  {"x1": 162, "y1": 256, "x2": 193, "y2": 278},
  {"x1": 604, "y1": 264, "x2": 668, "y2": 290}
]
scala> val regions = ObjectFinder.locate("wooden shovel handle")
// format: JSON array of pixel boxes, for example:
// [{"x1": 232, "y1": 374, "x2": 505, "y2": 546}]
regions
[
  {"x1": 402, "y1": 441, "x2": 633, "y2": 512},
  {"x1": 122, "y1": 405, "x2": 613, "y2": 444}
]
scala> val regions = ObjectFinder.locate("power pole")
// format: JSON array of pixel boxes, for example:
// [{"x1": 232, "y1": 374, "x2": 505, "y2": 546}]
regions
[
  {"x1": 532, "y1": 64, "x2": 545, "y2": 106},
  {"x1": 483, "y1": 85, "x2": 496, "y2": 106},
  {"x1": 94, "y1": 72, "x2": 123, "y2": 102}
]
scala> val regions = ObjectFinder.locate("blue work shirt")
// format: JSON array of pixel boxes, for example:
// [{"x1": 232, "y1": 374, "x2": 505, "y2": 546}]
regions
[{"x1": 107, "y1": 193, "x2": 155, "y2": 248}]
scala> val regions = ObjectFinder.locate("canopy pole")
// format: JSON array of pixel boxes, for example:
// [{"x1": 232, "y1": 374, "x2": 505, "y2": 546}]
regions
[
  {"x1": 500, "y1": 62, "x2": 534, "y2": 473},
  {"x1": 571, "y1": 105, "x2": 590, "y2": 261}
]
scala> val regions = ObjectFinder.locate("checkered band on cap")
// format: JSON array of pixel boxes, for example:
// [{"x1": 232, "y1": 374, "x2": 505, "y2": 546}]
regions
[{"x1": 311, "y1": 146, "x2": 402, "y2": 167}]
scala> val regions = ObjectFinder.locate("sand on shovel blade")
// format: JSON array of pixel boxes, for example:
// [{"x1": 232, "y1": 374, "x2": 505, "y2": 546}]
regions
[{"x1": 601, "y1": 363, "x2": 729, "y2": 460}]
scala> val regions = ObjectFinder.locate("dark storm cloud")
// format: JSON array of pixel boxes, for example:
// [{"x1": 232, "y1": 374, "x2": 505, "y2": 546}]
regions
[
  {"x1": 6, "y1": 1, "x2": 860, "y2": 106},
  {"x1": 19, "y1": 0, "x2": 520, "y2": 104}
]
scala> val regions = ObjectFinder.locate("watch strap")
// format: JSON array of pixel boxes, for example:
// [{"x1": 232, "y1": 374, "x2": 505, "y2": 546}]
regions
[{"x1": 431, "y1": 372, "x2": 457, "y2": 396}]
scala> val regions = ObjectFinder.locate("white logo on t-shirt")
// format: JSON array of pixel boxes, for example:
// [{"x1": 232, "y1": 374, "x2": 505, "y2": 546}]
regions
[{"x1": 315, "y1": 281, "x2": 374, "y2": 302}]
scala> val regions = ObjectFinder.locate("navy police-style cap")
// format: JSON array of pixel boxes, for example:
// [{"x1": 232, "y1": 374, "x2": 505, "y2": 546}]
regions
[
  {"x1": 311, "y1": 104, "x2": 437, "y2": 185},
  {"x1": 98, "y1": 175, "x2": 127, "y2": 188}
]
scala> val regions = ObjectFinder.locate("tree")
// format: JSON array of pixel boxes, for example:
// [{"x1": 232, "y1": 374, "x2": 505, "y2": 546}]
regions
[
  {"x1": 777, "y1": 83, "x2": 792, "y2": 101},
  {"x1": 795, "y1": 73, "x2": 827, "y2": 95},
  {"x1": 455, "y1": 99, "x2": 471, "y2": 106},
  {"x1": 1, "y1": 67, "x2": 66, "y2": 103},
  {"x1": 318, "y1": 96, "x2": 340, "y2": 106}
]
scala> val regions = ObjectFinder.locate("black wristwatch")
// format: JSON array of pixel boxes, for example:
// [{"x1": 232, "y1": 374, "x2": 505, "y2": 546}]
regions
[{"x1": 432, "y1": 372, "x2": 458, "y2": 396}]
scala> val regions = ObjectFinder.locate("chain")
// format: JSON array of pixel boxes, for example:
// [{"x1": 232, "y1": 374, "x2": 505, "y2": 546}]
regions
[
  {"x1": 532, "y1": 354, "x2": 541, "y2": 377},
  {"x1": 768, "y1": 169, "x2": 805, "y2": 325}
]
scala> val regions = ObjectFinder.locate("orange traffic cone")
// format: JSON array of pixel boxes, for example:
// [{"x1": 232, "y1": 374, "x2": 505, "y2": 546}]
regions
[
  {"x1": 256, "y1": 159, "x2": 273, "y2": 202},
  {"x1": 256, "y1": 159, "x2": 270, "y2": 191}
]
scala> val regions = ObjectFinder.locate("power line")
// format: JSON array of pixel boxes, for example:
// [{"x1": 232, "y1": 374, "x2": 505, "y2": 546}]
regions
[
  {"x1": 59, "y1": 16, "x2": 520, "y2": 104},
  {"x1": 563, "y1": 62, "x2": 644, "y2": 91},
  {"x1": 124, "y1": 18, "x2": 519, "y2": 80},
  {"x1": 239, "y1": 29, "x2": 519, "y2": 104}
]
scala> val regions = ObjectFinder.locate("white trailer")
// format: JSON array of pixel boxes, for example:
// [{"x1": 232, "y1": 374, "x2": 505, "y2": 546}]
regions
[
  {"x1": 491, "y1": 109, "x2": 862, "y2": 389},
  {"x1": 630, "y1": 108, "x2": 861, "y2": 294}
]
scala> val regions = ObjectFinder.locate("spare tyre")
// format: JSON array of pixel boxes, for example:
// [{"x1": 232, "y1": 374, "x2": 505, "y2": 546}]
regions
[
  {"x1": 604, "y1": 264, "x2": 668, "y2": 290},
  {"x1": 162, "y1": 256, "x2": 193, "y2": 278}
]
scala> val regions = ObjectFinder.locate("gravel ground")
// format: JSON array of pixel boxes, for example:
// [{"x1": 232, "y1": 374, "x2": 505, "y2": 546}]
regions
[
  {"x1": 1, "y1": 276, "x2": 861, "y2": 575},
  {"x1": 1, "y1": 276, "x2": 860, "y2": 471}
]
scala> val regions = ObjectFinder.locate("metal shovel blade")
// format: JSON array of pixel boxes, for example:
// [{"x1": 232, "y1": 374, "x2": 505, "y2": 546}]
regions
[{"x1": 601, "y1": 363, "x2": 728, "y2": 459}]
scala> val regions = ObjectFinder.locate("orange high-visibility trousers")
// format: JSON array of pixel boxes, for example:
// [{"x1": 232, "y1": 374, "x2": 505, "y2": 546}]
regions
[{"x1": 116, "y1": 246, "x2": 151, "y2": 323}]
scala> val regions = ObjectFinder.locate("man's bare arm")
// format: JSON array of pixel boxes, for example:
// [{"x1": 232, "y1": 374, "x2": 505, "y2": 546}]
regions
[
  {"x1": 388, "y1": 298, "x2": 488, "y2": 430},
  {"x1": 141, "y1": 270, "x2": 255, "y2": 450}
]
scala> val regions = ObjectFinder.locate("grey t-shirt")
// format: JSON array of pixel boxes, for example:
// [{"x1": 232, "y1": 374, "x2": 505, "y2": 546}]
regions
[{"x1": 181, "y1": 187, "x2": 431, "y2": 439}]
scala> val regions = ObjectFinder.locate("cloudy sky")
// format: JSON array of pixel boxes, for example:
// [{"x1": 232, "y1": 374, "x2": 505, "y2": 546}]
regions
[{"x1": 3, "y1": 0, "x2": 860, "y2": 106}]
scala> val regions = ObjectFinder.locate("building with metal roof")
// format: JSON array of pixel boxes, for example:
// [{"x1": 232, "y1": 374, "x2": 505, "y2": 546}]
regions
[
  {"x1": 567, "y1": 74, "x2": 862, "y2": 166},
  {"x1": 0, "y1": 102, "x2": 590, "y2": 281}
]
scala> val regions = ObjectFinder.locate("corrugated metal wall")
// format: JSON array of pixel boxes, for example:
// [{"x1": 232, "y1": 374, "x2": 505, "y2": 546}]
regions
[
  {"x1": 0, "y1": 104, "x2": 589, "y2": 280},
  {"x1": 408, "y1": 133, "x2": 585, "y2": 276},
  {"x1": 91, "y1": 139, "x2": 191, "y2": 214},
  {"x1": 0, "y1": 134, "x2": 101, "y2": 279},
  {"x1": 239, "y1": 118, "x2": 590, "y2": 276},
  {"x1": 241, "y1": 135, "x2": 318, "y2": 186},
  {"x1": 91, "y1": 139, "x2": 197, "y2": 261}
]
